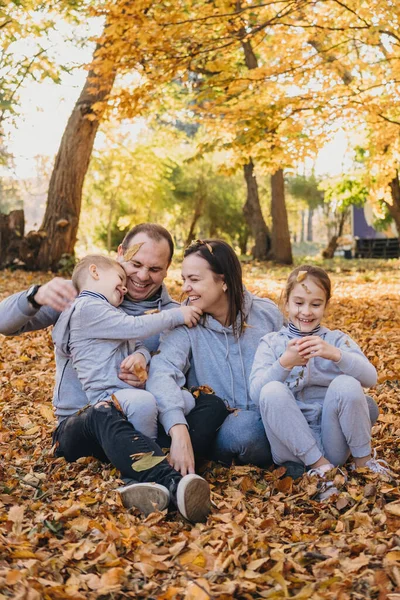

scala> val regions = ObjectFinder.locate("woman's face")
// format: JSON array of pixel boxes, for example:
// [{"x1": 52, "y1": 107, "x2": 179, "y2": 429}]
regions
[{"x1": 181, "y1": 253, "x2": 228, "y2": 318}]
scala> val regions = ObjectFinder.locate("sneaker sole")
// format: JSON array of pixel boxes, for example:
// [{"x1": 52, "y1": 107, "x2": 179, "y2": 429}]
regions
[
  {"x1": 117, "y1": 482, "x2": 170, "y2": 516},
  {"x1": 177, "y1": 475, "x2": 211, "y2": 523}
]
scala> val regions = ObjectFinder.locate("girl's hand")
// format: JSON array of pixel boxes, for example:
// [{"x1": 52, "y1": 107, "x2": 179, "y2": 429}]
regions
[
  {"x1": 279, "y1": 338, "x2": 308, "y2": 369},
  {"x1": 297, "y1": 336, "x2": 341, "y2": 362}
]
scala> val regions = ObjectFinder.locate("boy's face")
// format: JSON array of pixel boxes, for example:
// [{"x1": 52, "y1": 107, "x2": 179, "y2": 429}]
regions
[
  {"x1": 96, "y1": 265, "x2": 127, "y2": 307},
  {"x1": 117, "y1": 233, "x2": 171, "y2": 301}
]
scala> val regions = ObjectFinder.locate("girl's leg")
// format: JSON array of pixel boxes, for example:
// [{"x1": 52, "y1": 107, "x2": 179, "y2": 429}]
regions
[
  {"x1": 112, "y1": 389, "x2": 158, "y2": 440},
  {"x1": 258, "y1": 382, "x2": 323, "y2": 466},
  {"x1": 321, "y1": 375, "x2": 371, "y2": 466}
]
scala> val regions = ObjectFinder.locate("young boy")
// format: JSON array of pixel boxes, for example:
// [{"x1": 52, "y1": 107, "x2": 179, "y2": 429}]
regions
[{"x1": 52, "y1": 255, "x2": 201, "y2": 439}]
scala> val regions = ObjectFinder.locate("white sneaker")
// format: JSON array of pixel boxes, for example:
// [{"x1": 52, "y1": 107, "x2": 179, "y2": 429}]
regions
[
  {"x1": 117, "y1": 482, "x2": 170, "y2": 516},
  {"x1": 351, "y1": 450, "x2": 395, "y2": 480},
  {"x1": 176, "y1": 474, "x2": 211, "y2": 523},
  {"x1": 307, "y1": 464, "x2": 339, "y2": 501}
]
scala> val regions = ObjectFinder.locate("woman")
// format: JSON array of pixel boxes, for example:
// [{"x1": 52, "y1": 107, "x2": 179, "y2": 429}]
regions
[{"x1": 147, "y1": 239, "x2": 283, "y2": 474}]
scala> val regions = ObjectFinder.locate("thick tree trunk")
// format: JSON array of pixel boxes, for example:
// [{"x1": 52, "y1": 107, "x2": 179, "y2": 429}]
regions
[
  {"x1": 269, "y1": 169, "x2": 293, "y2": 264},
  {"x1": 240, "y1": 38, "x2": 271, "y2": 260},
  {"x1": 21, "y1": 40, "x2": 116, "y2": 270},
  {"x1": 307, "y1": 208, "x2": 313, "y2": 241},
  {"x1": 0, "y1": 209, "x2": 24, "y2": 268},
  {"x1": 243, "y1": 160, "x2": 271, "y2": 259},
  {"x1": 387, "y1": 174, "x2": 400, "y2": 235}
]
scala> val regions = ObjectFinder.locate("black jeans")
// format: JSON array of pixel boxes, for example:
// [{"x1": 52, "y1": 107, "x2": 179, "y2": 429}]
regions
[{"x1": 53, "y1": 391, "x2": 229, "y2": 486}]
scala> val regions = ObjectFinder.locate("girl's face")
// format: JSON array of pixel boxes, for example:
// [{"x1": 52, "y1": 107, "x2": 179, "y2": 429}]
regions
[
  {"x1": 181, "y1": 253, "x2": 228, "y2": 320},
  {"x1": 286, "y1": 276, "x2": 327, "y2": 331}
]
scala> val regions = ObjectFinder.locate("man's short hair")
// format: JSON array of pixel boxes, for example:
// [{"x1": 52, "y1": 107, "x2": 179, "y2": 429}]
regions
[
  {"x1": 72, "y1": 255, "x2": 123, "y2": 292},
  {"x1": 121, "y1": 223, "x2": 174, "y2": 262}
]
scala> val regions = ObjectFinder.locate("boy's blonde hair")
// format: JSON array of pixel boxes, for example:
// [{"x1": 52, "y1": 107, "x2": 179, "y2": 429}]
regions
[{"x1": 72, "y1": 255, "x2": 124, "y2": 292}]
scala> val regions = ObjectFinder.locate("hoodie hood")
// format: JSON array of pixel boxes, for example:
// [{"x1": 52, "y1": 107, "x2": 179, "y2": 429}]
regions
[{"x1": 52, "y1": 303, "x2": 76, "y2": 357}]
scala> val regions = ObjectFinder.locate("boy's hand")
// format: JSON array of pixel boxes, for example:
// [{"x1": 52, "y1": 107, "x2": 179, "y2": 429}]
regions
[
  {"x1": 279, "y1": 338, "x2": 308, "y2": 369},
  {"x1": 119, "y1": 352, "x2": 148, "y2": 388},
  {"x1": 180, "y1": 305, "x2": 202, "y2": 328},
  {"x1": 34, "y1": 278, "x2": 77, "y2": 312},
  {"x1": 297, "y1": 336, "x2": 341, "y2": 362}
]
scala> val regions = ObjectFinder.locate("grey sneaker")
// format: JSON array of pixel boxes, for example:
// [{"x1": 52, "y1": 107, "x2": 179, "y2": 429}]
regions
[
  {"x1": 117, "y1": 482, "x2": 170, "y2": 516},
  {"x1": 307, "y1": 464, "x2": 339, "y2": 501},
  {"x1": 176, "y1": 474, "x2": 211, "y2": 523}
]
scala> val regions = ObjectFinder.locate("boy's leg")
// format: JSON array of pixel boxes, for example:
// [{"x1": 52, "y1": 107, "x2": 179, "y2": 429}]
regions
[
  {"x1": 321, "y1": 375, "x2": 372, "y2": 466},
  {"x1": 258, "y1": 381, "x2": 322, "y2": 466},
  {"x1": 112, "y1": 389, "x2": 158, "y2": 440},
  {"x1": 212, "y1": 410, "x2": 273, "y2": 467},
  {"x1": 157, "y1": 390, "x2": 230, "y2": 459}
]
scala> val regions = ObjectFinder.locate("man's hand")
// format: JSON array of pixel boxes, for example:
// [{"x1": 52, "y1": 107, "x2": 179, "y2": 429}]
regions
[
  {"x1": 279, "y1": 338, "x2": 308, "y2": 369},
  {"x1": 168, "y1": 424, "x2": 195, "y2": 475},
  {"x1": 180, "y1": 305, "x2": 203, "y2": 328},
  {"x1": 119, "y1": 352, "x2": 148, "y2": 388},
  {"x1": 34, "y1": 278, "x2": 77, "y2": 312}
]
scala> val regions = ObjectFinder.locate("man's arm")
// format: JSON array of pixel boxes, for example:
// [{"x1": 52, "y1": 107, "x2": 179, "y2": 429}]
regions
[{"x1": 0, "y1": 278, "x2": 76, "y2": 335}]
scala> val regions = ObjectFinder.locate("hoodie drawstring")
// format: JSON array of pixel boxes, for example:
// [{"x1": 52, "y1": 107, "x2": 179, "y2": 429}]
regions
[
  {"x1": 223, "y1": 330, "x2": 236, "y2": 407},
  {"x1": 238, "y1": 338, "x2": 249, "y2": 410}
]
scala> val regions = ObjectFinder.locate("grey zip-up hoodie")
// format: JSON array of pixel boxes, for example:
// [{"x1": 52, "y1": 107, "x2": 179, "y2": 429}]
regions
[
  {"x1": 52, "y1": 292, "x2": 185, "y2": 413},
  {"x1": 146, "y1": 290, "x2": 283, "y2": 434},
  {"x1": 0, "y1": 284, "x2": 179, "y2": 419},
  {"x1": 249, "y1": 325, "x2": 377, "y2": 410}
]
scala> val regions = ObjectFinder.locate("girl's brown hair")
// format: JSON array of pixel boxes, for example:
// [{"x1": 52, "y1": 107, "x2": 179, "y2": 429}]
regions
[
  {"x1": 183, "y1": 239, "x2": 245, "y2": 337},
  {"x1": 283, "y1": 264, "x2": 331, "y2": 304}
]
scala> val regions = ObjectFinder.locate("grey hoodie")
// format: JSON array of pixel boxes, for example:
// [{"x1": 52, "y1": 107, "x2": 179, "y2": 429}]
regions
[
  {"x1": 0, "y1": 284, "x2": 179, "y2": 419},
  {"x1": 52, "y1": 292, "x2": 185, "y2": 412},
  {"x1": 249, "y1": 325, "x2": 377, "y2": 408},
  {"x1": 146, "y1": 290, "x2": 284, "y2": 434}
]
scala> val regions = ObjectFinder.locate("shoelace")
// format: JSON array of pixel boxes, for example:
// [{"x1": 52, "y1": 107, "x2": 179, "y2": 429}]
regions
[{"x1": 365, "y1": 450, "x2": 395, "y2": 478}]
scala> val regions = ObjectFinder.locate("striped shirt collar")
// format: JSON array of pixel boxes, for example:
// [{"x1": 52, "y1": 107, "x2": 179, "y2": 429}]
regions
[
  {"x1": 288, "y1": 322, "x2": 321, "y2": 338},
  {"x1": 79, "y1": 290, "x2": 109, "y2": 304}
]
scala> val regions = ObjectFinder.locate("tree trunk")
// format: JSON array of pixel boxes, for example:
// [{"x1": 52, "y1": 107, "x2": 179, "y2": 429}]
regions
[
  {"x1": 322, "y1": 209, "x2": 349, "y2": 258},
  {"x1": 300, "y1": 210, "x2": 305, "y2": 242},
  {"x1": 387, "y1": 173, "x2": 400, "y2": 235},
  {"x1": 240, "y1": 37, "x2": 271, "y2": 260},
  {"x1": 185, "y1": 178, "x2": 206, "y2": 246},
  {"x1": 20, "y1": 39, "x2": 116, "y2": 270},
  {"x1": 0, "y1": 209, "x2": 24, "y2": 268},
  {"x1": 243, "y1": 159, "x2": 271, "y2": 259},
  {"x1": 269, "y1": 169, "x2": 293, "y2": 264},
  {"x1": 238, "y1": 226, "x2": 249, "y2": 255},
  {"x1": 307, "y1": 208, "x2": 313, "y2": 241}
]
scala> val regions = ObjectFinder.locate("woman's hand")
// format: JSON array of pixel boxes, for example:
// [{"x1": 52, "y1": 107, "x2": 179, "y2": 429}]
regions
[
  {"x1": 297, "y1": 336, "x2": 341, "y2": 362},
  {"x1": 168, "y1": 424, "x2": 195, "y2": 475},
  {"x1": 279, "y1": 338, "x2": 308, "y2": 369}
]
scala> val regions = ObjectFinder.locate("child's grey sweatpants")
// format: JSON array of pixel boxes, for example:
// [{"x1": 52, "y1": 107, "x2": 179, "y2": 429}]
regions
[{"x1": 258, "y1": 374, "x2": 374, "y2": 466}]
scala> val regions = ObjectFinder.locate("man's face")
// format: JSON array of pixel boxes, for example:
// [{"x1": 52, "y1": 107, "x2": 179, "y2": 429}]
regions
[{"x1": 117, "y1": 233, "x2": 171, "y2": 301}]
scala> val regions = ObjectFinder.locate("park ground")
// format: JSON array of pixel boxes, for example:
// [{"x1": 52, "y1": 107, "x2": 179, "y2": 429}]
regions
[{"x1": 0, "y1": 259, "x2": 400, "y2": 599}]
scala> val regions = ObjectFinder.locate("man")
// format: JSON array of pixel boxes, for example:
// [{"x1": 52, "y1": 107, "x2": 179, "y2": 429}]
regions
[{"x1": 0, "y1": 223, "x2": 229, "y2": 521}]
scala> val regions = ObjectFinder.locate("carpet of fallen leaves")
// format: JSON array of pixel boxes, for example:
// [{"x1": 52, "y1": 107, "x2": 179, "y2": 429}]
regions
[{"x1": 1, "y1": 260, "x2": 400, "y2": 600}]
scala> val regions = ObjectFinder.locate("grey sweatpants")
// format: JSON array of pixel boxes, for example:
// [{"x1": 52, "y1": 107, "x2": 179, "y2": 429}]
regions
[
  {"x1": 258, "y1": 375, "x2": 376, "y2": 467},
  {"x1": 110, "y1": 389, "x2": 158, "y2": 440}
]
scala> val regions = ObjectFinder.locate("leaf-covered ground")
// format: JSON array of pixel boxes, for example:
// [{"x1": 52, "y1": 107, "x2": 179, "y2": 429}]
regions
[{"x1": 1, "y1": 261, "x2": 399, "y2": 599}]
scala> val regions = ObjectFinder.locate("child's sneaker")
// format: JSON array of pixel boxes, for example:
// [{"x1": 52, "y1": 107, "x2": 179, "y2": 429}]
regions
[
  {"x1": 307, "y1": 463, "x2": 339, "y2": 501},
  {"x1": 117, "y1": 482, "x2": 170, "y2": 515},
  {"x1": 351, "y1": 450, "x2": 395, "y2": 480}
]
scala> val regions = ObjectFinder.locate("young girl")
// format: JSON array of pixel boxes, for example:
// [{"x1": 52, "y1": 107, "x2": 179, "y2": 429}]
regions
[{"x1": 249, "y1": 264, "x2": 392, "y2": 499}]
